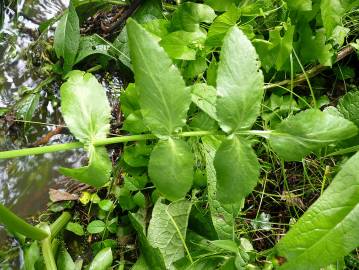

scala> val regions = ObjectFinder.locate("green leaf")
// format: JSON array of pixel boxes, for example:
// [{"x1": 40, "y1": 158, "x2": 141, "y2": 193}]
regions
[
  {"x1": 89, "y1": 247, "x2": 113, "y2": 270},
  {"x1": 147, "y1": 199, "x2": 192, "y2": 269},
  {"x1": 148, "y1": 139, "x2": 194, "y2": 201},
  {"x1": 98, "y1": 200, "x2": 113, "y2": 211},
  {"x1": 276, "y1": 151, "x2": 359, "y2": 270},
  {"x1": 15, "y1": 93, "x2": 40, "y2": 123},
  {"x1": 129, "y1": 212, "x2": 166, "y2": 270},
  {"x1": 87, "y1": 220, "x2": 106, "y2": 234},
  {"x1": 216, "y1": 26, "x2": 264, "y2": 133},
  {"x1": 160, "y1": 30, "x2": 206, "y2": 60},
  {"x1": 338, "y1": 91, "x2": 359, "y2": 127},
  {"x1": 60, "y1": 70, "x2": 111, "y2": 143},
  {"x1": 54, "y1": 2, "x2": 80, "y2": 72},
  {"x1": 202, "y1": 136, "x2": 241, "y2": 239},
  {"x1": 23, "y1": 241, "x2": 40, "y2": 270},
  {"x1": 74, "y1": 34, "x2": 114, "y2": 64},
  {"x1": 57, "y1": 247, "x2": 75, "y2": 270},
  {"x1": 287, "y1": 0, "x2": 312, "y2": 11},
  {"x1": 320, "y1": 0, "x2": 345, "y2": 38},
  {"x1": 206, "y1": 6, "x2": 240, "y2": 47},
  {"x1": 133, "y1": 192, "x2": 146, "y2": 208},
  {"x1": 214, "y1": 136, "x2": 260, "y2": 204},
  {"x1": 269, "y1": 109, "x2": 358, "y2": 161},
  {"x1": 170, "y1": 2, "x2": 216, "y2": 32},
  {"x1": 66, "y1": 222, "x2": 84, "y2": 236},
  {"x1": 127, "y1": 19, "x2": 191, "y2": 138},
  {"x1": 204, "y1": 0, "x2": 239, "y2": 12},
  {"x1": 59, "y1": 146, "x2": 111, "y2": 187},
  {"x1": 122, "y1": 110, "x2": 148, "y2": 134},
  {"x1": 190, "y1": 83, "x2": 218, "y2": 121}
]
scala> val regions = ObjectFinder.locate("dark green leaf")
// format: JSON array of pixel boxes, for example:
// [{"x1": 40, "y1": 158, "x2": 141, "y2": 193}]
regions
[
  {"x1": 15, "y1": 93, "x2": 40, "y2": 123},
  {"x1": 214, "y1": 136, "x2": 260, "y2": 204},
  {"x1": 127, "y1": 19, "x2": 191, "y2": 138},
  {"x1": 269, "y1": 109, "x2": 358, "y2": 161},
  {"x1": 129, "y1": 212, "x2": 166, "y2": 270},
  {"x1": 147, "y1": 199, "x2": 192, "y2": 269},
  {"x1": 148, "y1": 139, "x2": 194, "y2": 201},
  {"x1": 89, "y1": 247, "x2": 113, "y2": 270},
  {"x1": 54, "y1": 3, "x2": 80, "y2": 72},
  {"x1": 60, "y1": 70, "x2": 111, "y2": 143},
  {"x1": 216, "y1": 26, "x2": 264, "y2": 133},
  {"x1": 276, "y1": 151, "x2": 359, "y2": 270}
]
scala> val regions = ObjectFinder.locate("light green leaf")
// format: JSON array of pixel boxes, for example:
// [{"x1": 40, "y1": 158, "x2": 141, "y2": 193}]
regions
[
  {"x1": 23, "y1": 241, "x2": 40, "y2": 270},
  {"x1": 87, "y1": 220, "x2": 106, "y2": 234},
  {"x1": 89, "y1": 247, "x2": 113, "y2": 270},
  {"x1": 276, "y1": 151, "x2": 359, "y2": 270},
  {"x1": 59, "y1": 146, "x2": 111, "y2": 187},
  {"x1": 98, "y1": 199, "x2": 113, "y2": 211},
  {"x1": 338, "y1": 91, "x2": 359, "y2": 127},
  {"x1": 147, "y1": 199, "x2": 192, "y2": 269},
  {"x1": 204, "y1": 0, "x2": 239, "y2": 12},
  {"x1": 66, "y1": 222, "x2": 84, "y2": 236},
  {"x1": 127, "y1": 19, "x2": 191, "y2": 138},
  {"x1": 287, "y1": 0, "x2": 312, "y2": 11},
  {"x1": 54, "y1": 2, "x2": 80, "y2": 72},
  {"x1": 170, "y1": 2, "x2": 216, "y2": 32},
  {"x1": 206, "y1": 6, "x2": 240, "y2": 47},
  {"x1": 133, "y1": 192, "x2": 146, "y2": 208},
  {"x1": 190, "y1": 83, "x2": 218, "y2": 121},
  {"x1": 214, "y1": 136, "x2": 260, "y2": 204},
  {"x1": 202, "y1": 136, "x2": 241, "y2": 239},
  {"x1": 129, "y1": 212, "x2": 166, "y2": 270},
  {"x1": 321, "y1": 0, "x2": 345, "y2": 38},
  {"x1": 160, "y1": 30, "x2": 206, "y2": 60},
  {"x1": 269, "y1": 109, "x2": 358, "y2": 161},
  {"x1": 74, "y1": 34, "x2": 114, "y2": 64},
  {"x1": 60, "y1": 70, "x2": 111, "y2": 143},
  {"x1": 57, "y1": 247, "x2": 75, "y2": 270},
  {"x1": 216, "y1": 26, "x2": 264, "y2": 133},
  {"x1": 148, "y1": 139, "x2": 194, "y2": 201}
]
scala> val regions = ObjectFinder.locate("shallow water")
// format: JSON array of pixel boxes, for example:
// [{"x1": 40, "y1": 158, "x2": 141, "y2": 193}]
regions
[{"x1": 0, "y1": 0, "x2": 79, "y2": 241}]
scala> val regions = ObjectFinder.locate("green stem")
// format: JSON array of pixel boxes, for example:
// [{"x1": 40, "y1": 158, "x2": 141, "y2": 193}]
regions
[
  {"x1": 0, "y1": 130, "x2": 268, "y2": 160},
  {"x1": 50, "y1": 212, "x2": 71, "y2": 240},
  {"x1": 40, "y1": 224, "x2": 57, "y2": 270},
  {"x1": 0, "y1": 204, "x2": 48, "y2": 240}
]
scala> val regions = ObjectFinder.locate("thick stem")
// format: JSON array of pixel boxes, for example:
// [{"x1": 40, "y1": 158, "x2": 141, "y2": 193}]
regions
[
  {"x1": 50, "y1": 212, "x2": 71, "y2": 240},
  {"x1": 0, "y1": 204, "x2": 48, "y2": 240},
  {"x1": 40, "y1": 224, "x2": 57, "y2": 270}
]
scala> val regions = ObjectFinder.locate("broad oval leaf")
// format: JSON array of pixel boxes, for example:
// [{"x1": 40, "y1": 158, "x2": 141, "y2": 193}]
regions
[
  {"x1": 147, "y1": 199, "x2": 192, "y2": 269},
  {"x1": 54, "y1": 3, "x2": 80, "y2": 72},
  {"x1": 127, "y1": 19, "x2": 191, "y2": 138},
  {"x1": 338, "y1": 90, "x2": 359, "y2": 126},
  {"x1": 59, "y1": 146, "x2": 111, "y2": 187},
  {"x1": 276, "y1": 151, "x2": 359, "y2": 270},
  {"x1": 148, "y1": 139, "x2": 194, "y2": 201},
  {"x1": 216, "y1": 26, "x2": 264, "y2": 133},
  {"x1": 60, "y1": 70, "x2": 111, "y2": 143},
  {"x1": 269, "y1": 109, "x2": 358, "y2": 161},
  {"x1": 214, "y1": 136, "x2": 260, "y2": 204},
  {"x1": 89, "y1": 247, "x2": 113, "y2": 270}
]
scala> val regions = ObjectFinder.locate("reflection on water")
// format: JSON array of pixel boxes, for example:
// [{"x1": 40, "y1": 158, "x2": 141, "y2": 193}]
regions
[{"x1": 0, "y1": 0, "x2": 74, "y2": 242}]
